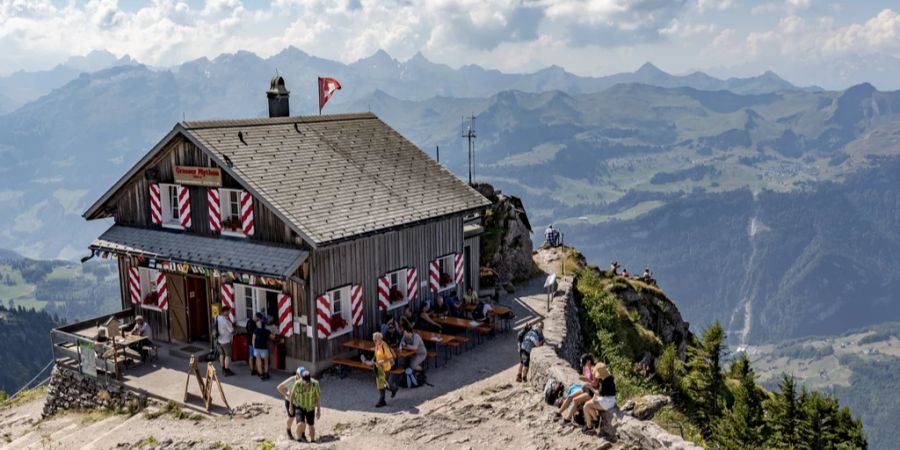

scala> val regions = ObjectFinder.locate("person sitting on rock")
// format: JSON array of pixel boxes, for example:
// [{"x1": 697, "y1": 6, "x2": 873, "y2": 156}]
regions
[
  {"x1": 642, "y1": 268, "x2": 652, "y2": 282},
  {"x1": 610, "y1": 261, "x2": 619, "y2": 276},
  {"x1": 621, "y1": 268, "x2": 629, "y2": 278},
  {"x1": 556, "y1": 356, "x2": 601, "y2": 424},
  {"x1": 583, "y1": 363, "x2": 617, "y2": 436}
]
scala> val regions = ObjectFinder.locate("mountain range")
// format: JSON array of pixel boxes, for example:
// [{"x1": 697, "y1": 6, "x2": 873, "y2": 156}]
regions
[{"x1": 1, "y1": 47, "x2": 900, "y2": 349}]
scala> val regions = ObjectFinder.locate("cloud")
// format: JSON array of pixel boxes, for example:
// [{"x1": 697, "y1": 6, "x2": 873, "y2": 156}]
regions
[
  {"x1": 0, "y1": 0, "x2": 696, "y2": 72},
  {"x1": 751, "y1": 0, "x2": 812, "y2": 15},
  {"x1": 12, "y1": 200, "x2": 47, "y2": 233}
]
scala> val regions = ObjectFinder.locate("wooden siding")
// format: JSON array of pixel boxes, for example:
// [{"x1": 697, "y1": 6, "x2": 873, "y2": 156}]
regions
[
  {"x1": 464, "y1": 235, "x2": 481, "y2": 294},
  {"x1": 305, "y1": 215, "x2": 466, "y2": 362},
  {"x1": 109, "y1": 136, "x2": 298, "y2": 246}
]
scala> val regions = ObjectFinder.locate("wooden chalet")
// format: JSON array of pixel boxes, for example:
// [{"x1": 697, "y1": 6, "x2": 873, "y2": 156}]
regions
[{"x1": 82, "y1": 76, "x2": 490, "y2": 372}]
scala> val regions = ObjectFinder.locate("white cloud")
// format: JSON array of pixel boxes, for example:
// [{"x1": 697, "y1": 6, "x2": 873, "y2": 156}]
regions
[
  {"x1": 12, "y1": 200, "x2": 47, "y2": 233},
  {"x1": 52, "y1": 189, "x2": 89, "y2": 215},
  {"x1": 661, "y1": 19, "x2": 717, "y2": 37}
]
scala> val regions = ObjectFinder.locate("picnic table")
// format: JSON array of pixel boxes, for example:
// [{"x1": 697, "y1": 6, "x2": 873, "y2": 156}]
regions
[
  {"x1": 414, "y1": 329, "x2": 459, "y2": 366},
  {"x1": 461, "y1": 304, "x2": 513, "y2": 332},
  {"x1": 334, "y1": 339, "x2": 416, "y2": 378},
  {"x1": 432, "y1": 316, "x2": 496, "y2": 344},
  {"x1": 340, "y1": 338, "x2": 417, "y2": 358}
]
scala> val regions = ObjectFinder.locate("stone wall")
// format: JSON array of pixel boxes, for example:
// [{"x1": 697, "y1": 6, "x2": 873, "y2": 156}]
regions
[
  {"x1": 527, "y1": 275, "x2": 703, "y2": 450},
  {"x1": 42, "y1": 365, "x2": 149, "y2": 417}
]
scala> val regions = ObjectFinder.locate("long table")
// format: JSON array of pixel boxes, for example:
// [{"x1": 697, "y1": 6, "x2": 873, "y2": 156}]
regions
[
  {"x1": 340, "y1": 339, "x2": 416, "y2": 358},
  {"x1": 414, "y1": 329, "x2": 460, "y2": 366}
]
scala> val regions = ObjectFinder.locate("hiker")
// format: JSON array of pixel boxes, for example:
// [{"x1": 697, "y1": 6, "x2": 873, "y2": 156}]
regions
[
  {"x1": 583, "y1": 363, "x2": 617, "y2": 435},
  {"x1": 610, "y1": 261, "x2": 619, "y2": 276},
  {"x1": 382, "y1": 318, "x2": 403, "y2": 347},
  {"x1": 556, "y1": 354, "x2": 601, "y2": 423},
  {"x1": 400, "y1": 325, "x2": 428, "y2": 372},
  {"x1": 361, "y1": 332, "x2": 399, "y2": 407},
  {"x1": 246, "y1": 315, "x2": 258, "y2": 375},
  {"x1": 400, "y1": 306, "x2": 415, "y2": 330},
  {"x1": 277, "y1": 367, "x2": 301, "y2": 439},
  {"x1": 642, "y1": 268, "x2": 653, "y2": 283},
  {"x1": 130, "y1": 315, "x2": 151, "y2": 338},
  {"x1": 215, "y1": 306, "x2": 235, "y2": 376},
  {"x1": 544, "y1": 224, "x2": 556, "y2": 247},
  {"x1": 417, "y1": 302, "x2": 443, "y2": 333},
  {"x1": 621, "y1": 268, "x2": 629, "y2": 278},
  {"x1": 516, "y1": 321, "x2": 544, "y2": 383},
  {"x1": 289, "y1": 367, "x2": 321, "y2": 443},
  {"x1": 252, "y1": 312, "x2": 272, "y2": 380}
]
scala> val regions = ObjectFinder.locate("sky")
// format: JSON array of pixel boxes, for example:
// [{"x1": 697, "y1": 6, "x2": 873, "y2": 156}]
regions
[{"x1": 1, "y1": 0, "x2": 899, "y2": 87}]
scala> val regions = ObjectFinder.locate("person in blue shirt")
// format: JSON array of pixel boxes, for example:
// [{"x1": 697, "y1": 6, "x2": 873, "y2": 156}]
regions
[{"x1": 516, "y1": 321, "x2": 545, "y2": 383}]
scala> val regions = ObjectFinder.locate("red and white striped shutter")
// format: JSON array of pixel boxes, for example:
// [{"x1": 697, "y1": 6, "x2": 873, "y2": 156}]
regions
[
  {"x1": 277, "y1": 293, "x2": 293, "y2": 337},
  {"x1": 220, "y1": 283, "x2": 235, "y2": 324},
  {"x1": 207, "y1": 188, "x2": 221, "y2": 233},
  {"x1": 155, "y1": 271, "x2": 169, "y2": 311},
  {"x1": 454, "y1": 252, "x2": 465, "y2": 285},
  {"x1": 406, "y1": 267, "x2": 418, "y2": 301},
  {"x1": 128, "y1": 267, "x2": 142, "y2": 305},
  {"x1": 350, "y1": 284, "x2": 364, "y2": 327},
  {"x1": 315, "y1": 294, "x2": 332, "y2": 338},
  {"x1": 429, "y1": 260, "x2": 440, "y2": 292},
  {"x1": 149, "y1": 184, "x2": 162, "y2": 225},
  {"x1": 177, "y1": 185, "x2": 191, "y2": 228},
  {"x1": 376, "y1": 276, "x2": 390, "y2": 311},
  {"x1": 240, "y1": 191, "x2": 255, "y2": 236}
]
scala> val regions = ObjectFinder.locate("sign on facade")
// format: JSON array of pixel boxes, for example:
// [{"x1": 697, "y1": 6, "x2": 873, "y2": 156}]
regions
[
  {"x1": 174, "y1": 166, "x2": 222, "y2": 187},
  {"x1": 79, "y1": 338, "x2": 97, "y2": 378}
]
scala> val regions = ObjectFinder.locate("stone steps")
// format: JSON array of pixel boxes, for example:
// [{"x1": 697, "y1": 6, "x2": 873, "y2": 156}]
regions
[
  {"x1": 5, "y1": 416, "x2": 77, "y2": 449},
  {"x1": 58, "y1": 414, "x2": 129, "y2": 449}
]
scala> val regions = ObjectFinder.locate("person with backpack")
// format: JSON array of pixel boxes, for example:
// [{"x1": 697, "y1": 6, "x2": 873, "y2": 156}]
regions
[
  {"x1": 516, "y1": 321, "x2": 544, "y2": 383},
  {"x1": 276, "y1": 367, "x2": 301, "y2": 439},
  {"x1": 289, "y1": 367, "x2": 321, "y2": 443},
  {"x1": 361, "y1": 332, "x2": 399, "y2": 407}
]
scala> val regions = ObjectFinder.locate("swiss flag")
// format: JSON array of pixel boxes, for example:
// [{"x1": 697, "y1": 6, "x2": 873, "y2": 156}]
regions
[{"x1": 318, "y1": 77, "x2": 342, "y2": 113}]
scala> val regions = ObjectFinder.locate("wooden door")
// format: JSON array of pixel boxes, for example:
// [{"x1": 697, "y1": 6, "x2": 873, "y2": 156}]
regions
[
  {"x1": 186, "y1": 276, "x2": 209, "y2": 342},
  {"x1": 166, "y1": 274, "x2": 190, "y2": 343}
]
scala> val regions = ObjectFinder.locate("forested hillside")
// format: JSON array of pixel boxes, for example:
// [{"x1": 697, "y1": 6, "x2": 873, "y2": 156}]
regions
[{"x1": 0, "y1": 306, "x2": 59, "y2": 395}]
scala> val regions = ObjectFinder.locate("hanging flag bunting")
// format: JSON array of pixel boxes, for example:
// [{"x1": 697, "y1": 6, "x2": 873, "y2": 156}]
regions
[
  {"x1": 128, "y1": 267, "x2": 141, "y2": 305},
  {"x1": 249, "y1": 275, "x2": 257, "y2": 286},
  {"x1": 277, "y1": 294, "x2": 293, "y2": 337},
  {"x1": 351, "y1": 284, "x2": 364, "y2": 327},
  {"x1": 156, "y1": 272, "x2": 169, "y2": 310},
  {"x1": 208, "y1": 188, "x2": 221, "y2": 233},
  {"x1": 318, "y1": 77, "x2": 342, "y2": 114},
  {"x1": 406, "y1": 267, "x2": 418, "y2": 301},
  {"x1": 316, "y1": 294, "x2": 332, "y2": 338},
  {"x1": 377, "y1": 276, "x2": 390, "y2": 311},
  {"x1": 429, "y1": 260, "x2": 441, "y2": 292}
]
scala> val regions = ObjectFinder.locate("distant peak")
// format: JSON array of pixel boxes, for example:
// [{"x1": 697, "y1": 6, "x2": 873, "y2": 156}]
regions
[
  {"x1": 636, "y1": 62, "x2": 665, "y2": 75},
  {"x1": 409, "y1": 51, "x2": 427, "y2": 62}
]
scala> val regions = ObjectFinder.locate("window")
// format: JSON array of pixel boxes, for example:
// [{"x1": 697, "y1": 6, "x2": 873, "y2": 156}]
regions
[
  {"x1": 386, "y1": 268, "x2": 408, "y2": 310},
  {"x1": 219, "y1": 188, "x2": 245, "y2": 237},
  {"x1": 436, "y1": 254, "x2": 457, "y2": 292},
  {"x1": 158, "y1": 183, "x2": 183, "y2": 229},
  {"x1": 327, "y1": 285, "x2": 352, "y2": 338},
  {"x1": 233, "y1": 284, "x2": 280, "y2": 327},
  {"x1": 138, "y1": 268, "x2": 162, "y2": 311}
]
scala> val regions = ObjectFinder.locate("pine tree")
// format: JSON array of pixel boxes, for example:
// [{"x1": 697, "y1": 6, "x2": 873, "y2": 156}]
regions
[
  {"x1": 683, "y1": 322, "x2": 726, "y2": 433},
  {"x1": 765, "y1": 374, "x2": 803, "y2": 448},
  {"x1": 715, "y1": 355, "x2": 767, "y2": 449}
]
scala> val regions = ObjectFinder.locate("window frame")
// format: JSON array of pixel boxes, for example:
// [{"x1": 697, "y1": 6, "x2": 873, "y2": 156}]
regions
[
  {"x1": 158, "y1": 183, "x2": 184, "y2": 230},
  {"x1": 233, "y1": 283, "x2": 280, "y2": 327},
  {"x1": 326, "y1": 284, "x2": 353, "y2": 339},
  {"x1": 435, "y1": 254, "x2": 457, "y2": 293},
  {"x1": 219, "y1": 188, "x2": 246, "y2": 238},
  {"x1": 386, "y1": 268, "x2": 409, "y2": 311},
  {"x1": 138, "y1": 267, "x2": 162, "y2": 312}
]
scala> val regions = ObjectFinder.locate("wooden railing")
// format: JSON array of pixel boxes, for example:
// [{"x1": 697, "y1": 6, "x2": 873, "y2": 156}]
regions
[{"x1": 50, "y1": 309, "x2": 137, "y2": 379}]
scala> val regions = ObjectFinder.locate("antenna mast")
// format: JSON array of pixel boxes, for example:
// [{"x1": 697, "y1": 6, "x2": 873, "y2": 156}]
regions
[{"x1": 461, "y1": 115, "x2": 476, "y2": 185}]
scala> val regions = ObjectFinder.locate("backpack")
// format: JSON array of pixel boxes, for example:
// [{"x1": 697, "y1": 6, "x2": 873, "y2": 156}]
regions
[
  {"x1": 517, "y1": 324, "x2": 533, "y2": 348},
  {"x1": 543, "y1": 379, "x2": 565, "y2": 405},
  {"x1": 472, "y1": 301, "x2": 486, "y2": 320}
]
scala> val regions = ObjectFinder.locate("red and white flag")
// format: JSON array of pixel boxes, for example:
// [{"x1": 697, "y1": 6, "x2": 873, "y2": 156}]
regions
[{"x1": 318, "y1": 77, "x2": 342, "y2": 114}]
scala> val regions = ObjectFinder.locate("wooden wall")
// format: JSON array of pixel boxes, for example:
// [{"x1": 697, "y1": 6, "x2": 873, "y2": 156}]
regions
[
  {"x1": 109, "y1": 136, "x2": 298, "y2": 246},
  {"x1": 304, "y1": 215, "x2": 466, "y2": 362},
  {"x1": 464, "y1": 235, "x2": 481, "y2": 293}
]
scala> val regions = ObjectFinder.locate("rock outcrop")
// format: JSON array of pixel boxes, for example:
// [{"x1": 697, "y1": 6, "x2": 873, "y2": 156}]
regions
[{"x1": 474, "y1": 183, "x2": 535, "y2": 290}]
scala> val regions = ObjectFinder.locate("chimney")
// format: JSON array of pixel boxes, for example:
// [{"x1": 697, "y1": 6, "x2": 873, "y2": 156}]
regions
[{"x1": 266, "y1": 75, "x2": 290, "y2": 118}]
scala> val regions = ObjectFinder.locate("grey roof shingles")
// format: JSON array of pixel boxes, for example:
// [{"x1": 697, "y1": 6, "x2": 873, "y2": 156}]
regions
[
  {"x1": 91, "y1": 225, "x2": 308, "y2": 277},
  {"x1": 180, "y1": 113, "x2": 491, "y2": 245}
]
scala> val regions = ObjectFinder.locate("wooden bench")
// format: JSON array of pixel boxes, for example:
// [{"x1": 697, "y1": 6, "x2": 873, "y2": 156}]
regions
[{"x1": 332, "y1": 357, "x2": 404, "y2": 379}]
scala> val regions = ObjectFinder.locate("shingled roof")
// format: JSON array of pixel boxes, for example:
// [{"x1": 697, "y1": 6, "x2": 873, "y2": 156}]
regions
[{"x1": 177, "y1": 113, "x2": 489, "y2": 245}]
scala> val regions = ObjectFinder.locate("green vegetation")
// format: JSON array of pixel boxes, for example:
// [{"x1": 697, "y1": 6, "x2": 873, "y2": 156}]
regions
[
  {"x1": 257, "y1": 440, "x2": 275, "y2": 450},
  {"x1": 136, "y1": 436, "x2": 159, "y2": 449},
  {"x1": 574, "y1": 263, "x2": 866, "y2": 448},
  {"x1": 143, "y1": 401, "x2": 204, "y2": 422},
  {"x1": 0, "y1": 306, "x2": 58, "y2": 394}
]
